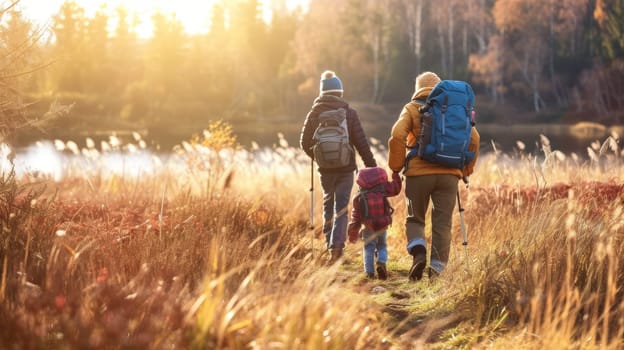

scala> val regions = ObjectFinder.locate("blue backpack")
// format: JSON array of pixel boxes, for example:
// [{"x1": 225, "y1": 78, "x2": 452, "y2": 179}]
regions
[{"x1": 407, "y1": 80, "x2": 475, "y2": 170}]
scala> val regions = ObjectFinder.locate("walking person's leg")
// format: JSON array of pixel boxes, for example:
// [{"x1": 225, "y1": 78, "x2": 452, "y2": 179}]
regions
[
  {"x1": 376, "y1": 231, "x2": 388, "y2": 264},
  {"x1": 319, "y1": 173, "x2": 337, "y2": 250},
  {"x1": 329, "y1": 171, "x2": 354, "y2": 259},
  {"x1": 376, "y1": 231, "x2": 388, "y2": 280},
  {"x1": 429, "y1": 175, "x2": 458, "y2": 275},
  {"x1": 405, "y1": 175, "x2": 436, "y2": 280},
  {"x1": 362, "y1": 230, "x2": 376, "y2": 277}
]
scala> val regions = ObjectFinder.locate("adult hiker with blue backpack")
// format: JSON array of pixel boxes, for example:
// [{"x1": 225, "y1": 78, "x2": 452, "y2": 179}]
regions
[
  {"x1": 388, "y1": 72, "x2": 480, "y2": 280},
  {"x1": 300, "y1": 70, "x2": 377, "y2": 263}
]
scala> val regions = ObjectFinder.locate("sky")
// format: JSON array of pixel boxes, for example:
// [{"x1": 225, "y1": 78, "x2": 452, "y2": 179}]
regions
[{"x1": 15, "y1": 0, "x2": 309, "y2": 38}]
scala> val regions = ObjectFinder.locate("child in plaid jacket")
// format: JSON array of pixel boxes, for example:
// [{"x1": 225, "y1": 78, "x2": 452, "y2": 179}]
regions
[{"x1": 347, "y1": 167, "x2": 402, "y2": 279}]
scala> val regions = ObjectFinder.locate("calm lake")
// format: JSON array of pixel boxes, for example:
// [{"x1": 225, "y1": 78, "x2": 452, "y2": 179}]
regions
[
  {"x1": 15, "y1": 121, "x2": 624, "y2": 158},
  {"x1": 7, "y1": 121, "x2": 622, "y2": 181}
]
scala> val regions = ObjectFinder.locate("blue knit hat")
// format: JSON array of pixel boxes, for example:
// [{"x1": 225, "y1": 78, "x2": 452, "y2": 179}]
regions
[{"x1": 319, "y1": 70, "x2": 343, "y2": 95}]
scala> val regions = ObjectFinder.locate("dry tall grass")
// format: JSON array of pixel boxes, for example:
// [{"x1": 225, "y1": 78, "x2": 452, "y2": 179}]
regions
[{"x1": 0, "y1": 132, "x2": 623, "y2": 349}]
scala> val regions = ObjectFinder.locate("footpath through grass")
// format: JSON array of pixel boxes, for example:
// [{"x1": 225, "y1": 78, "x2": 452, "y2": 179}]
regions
[
  {"x1": 331, "y1": 239, "x2": 499, "y2": 349},
  {"x1": 340, "y1": 249, "x2": 462, "y2": 345}
]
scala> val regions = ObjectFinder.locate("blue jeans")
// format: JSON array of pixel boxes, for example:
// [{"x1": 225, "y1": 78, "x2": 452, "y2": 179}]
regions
[
  {"x1": 320, "y1": 171, "x2": 354, "y2": 250},
  {"x1": 362, "y1": 229, "x2": 388, "y2": 274}
]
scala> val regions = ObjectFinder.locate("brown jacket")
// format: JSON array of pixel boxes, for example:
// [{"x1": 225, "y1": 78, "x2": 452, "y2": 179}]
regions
[{"x1": 388, "y1": 87, "x2": 480, "y2": 177}]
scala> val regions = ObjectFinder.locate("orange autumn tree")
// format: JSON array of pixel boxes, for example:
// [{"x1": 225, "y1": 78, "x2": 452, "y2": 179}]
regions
[{"x1": 469, "y1": 0, "x2": 589, "y2": 114}]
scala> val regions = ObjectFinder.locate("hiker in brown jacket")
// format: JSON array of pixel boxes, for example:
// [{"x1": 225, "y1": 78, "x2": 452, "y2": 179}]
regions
[{"x1": 388, "y1": 72, "x2": 480, "y2": 280}]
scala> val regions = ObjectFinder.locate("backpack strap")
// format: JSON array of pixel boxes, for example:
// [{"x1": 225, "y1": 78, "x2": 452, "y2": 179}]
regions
[
  {"x1": 404, "y1": 99, "x2": 429, "y2": 172},
  {"x1": 344, "y1": 105, "x2": 351, "y2": 138},
  {"x1": 343, "y1": 105, "x2": 359, "y2": 173},
  {"x1": 404, "y1": 147, "x2": 419, "y2": 173},
  {"x1": 360, "y1": 191, "x2": 370, "y2": 218},
  {"x1": 407, "y1": 99, "x2": 427, "y2": 151},
  {"x1": 412, "y1": 98, "x2": 431, "y2": 114}
]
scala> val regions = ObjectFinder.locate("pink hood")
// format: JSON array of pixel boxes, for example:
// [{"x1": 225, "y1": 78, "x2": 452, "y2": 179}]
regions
[{"x1": 356, "y1": 167, "x2": 388, "y2": 189}]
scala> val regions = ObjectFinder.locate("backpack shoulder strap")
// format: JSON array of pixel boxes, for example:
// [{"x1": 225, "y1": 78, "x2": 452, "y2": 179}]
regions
[
  {"x1": 358, "y1": 189, "x2": 370, "y2": 218},
  {"x1": 411, "y1": 98, "x2": 431, "y2": 113}
]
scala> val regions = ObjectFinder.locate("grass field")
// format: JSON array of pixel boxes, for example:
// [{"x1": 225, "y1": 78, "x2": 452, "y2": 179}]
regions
[{"x1": 0, "y1": 130, "x2": 623, "y2": 349}]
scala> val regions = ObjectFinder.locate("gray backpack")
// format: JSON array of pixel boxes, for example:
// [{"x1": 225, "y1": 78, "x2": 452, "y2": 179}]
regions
[{"x1": 312, "y1": 108, "x2": 354, "y2": 168}]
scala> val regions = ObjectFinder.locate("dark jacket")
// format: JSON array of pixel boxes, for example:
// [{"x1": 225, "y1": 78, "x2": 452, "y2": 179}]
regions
[{"x1": 300, "y1": 94, "x2": 377, "y2": 173}]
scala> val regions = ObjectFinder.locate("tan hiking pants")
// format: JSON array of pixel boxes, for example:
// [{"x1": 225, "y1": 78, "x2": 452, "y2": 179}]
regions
[{"x1": 404, "y1": 174, "x2": 458, "y2": 272}]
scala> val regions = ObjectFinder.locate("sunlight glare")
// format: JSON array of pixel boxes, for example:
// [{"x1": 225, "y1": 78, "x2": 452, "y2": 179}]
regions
[
  {"x1": 19, "y1": 0, "x2": 309, "y2": 38},
  {"x1": 14, "y1": 142, "x2": 64, "y2": 181}
]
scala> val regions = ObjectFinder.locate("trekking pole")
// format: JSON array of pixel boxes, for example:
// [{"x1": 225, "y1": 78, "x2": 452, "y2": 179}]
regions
[
  {"x1": 457, "y1": 180, "x2": 469, "y2": 272},
  {"x1": 310, "y1": 158, "x2": 315, "y2": 258}
]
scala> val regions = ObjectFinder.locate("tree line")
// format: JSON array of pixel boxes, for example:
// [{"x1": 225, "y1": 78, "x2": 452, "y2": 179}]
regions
[{"x1": 2, "y1": 0, "x2": 624, "y2": 147}]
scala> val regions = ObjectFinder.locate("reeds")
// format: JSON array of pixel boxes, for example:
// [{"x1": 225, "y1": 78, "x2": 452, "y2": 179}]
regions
[
  {"x1": 449, "y1": 177, "x2": 624, "y2": 348},
  {"x1": 1, "y1": 130, "x2": 624, "y2": 348}
]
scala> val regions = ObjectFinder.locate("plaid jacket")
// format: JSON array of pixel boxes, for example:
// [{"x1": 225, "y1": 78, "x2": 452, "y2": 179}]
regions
[{"x1": 348, "y1": 168, "x2": 402, "y2": 242}]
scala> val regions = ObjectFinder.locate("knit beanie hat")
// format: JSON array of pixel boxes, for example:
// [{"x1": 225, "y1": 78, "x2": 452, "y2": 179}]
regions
[
  {"x1": 414, "y1": 71, "x2": 441, "y2": 97},
  {"x1": 319, "y1": 70, "x2": 343, "y2": 95}
]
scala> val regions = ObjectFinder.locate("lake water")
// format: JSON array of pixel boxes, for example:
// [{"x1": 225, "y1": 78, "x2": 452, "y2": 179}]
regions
[
  {"x1": 0, "y1": 122, "x2": 624, "y2": 179},
  {"x1": 15, "y1": 117, "x2": 622, "y2": 157}
]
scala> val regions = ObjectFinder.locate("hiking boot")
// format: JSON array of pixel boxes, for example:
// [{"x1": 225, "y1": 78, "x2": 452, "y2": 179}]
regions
[
  {"x1": 328, "y1": 248, "x2": 343, "y2": 264},
  {"x1": 408, "y1": 245, "x2": 427, "y2": 281},
  {"x1": 376, "y1": 262, "x2": 387, "y2": 280}
]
